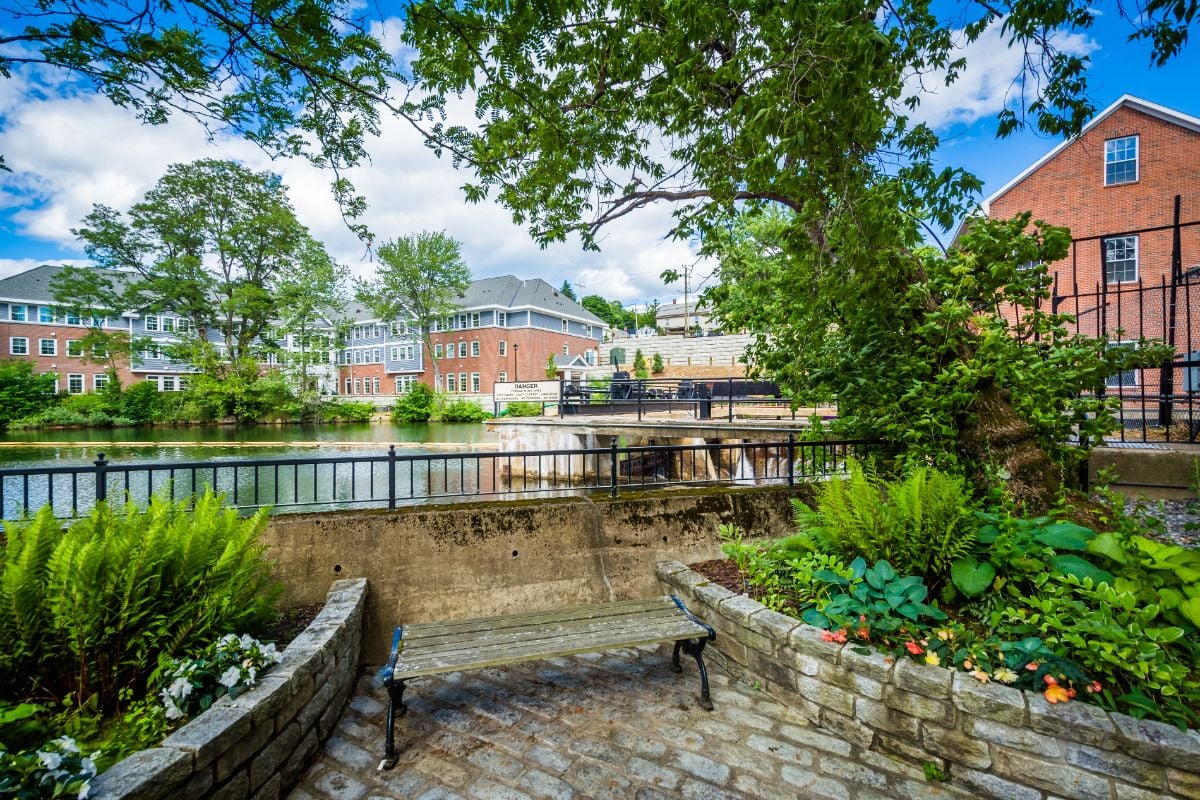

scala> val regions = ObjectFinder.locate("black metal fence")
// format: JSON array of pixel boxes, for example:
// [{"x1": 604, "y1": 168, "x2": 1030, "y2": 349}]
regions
[
  {"x1": 0, "y1": 438, "x2": 877, "y2": 524},
  {"x1": 555, "y1": 376, "x2": 814, "y2": 421}
]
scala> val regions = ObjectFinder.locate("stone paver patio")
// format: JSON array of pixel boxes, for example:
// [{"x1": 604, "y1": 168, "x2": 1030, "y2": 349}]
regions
[{"x1": 288, "y1": 644, "x2": 980, "y2": 800}]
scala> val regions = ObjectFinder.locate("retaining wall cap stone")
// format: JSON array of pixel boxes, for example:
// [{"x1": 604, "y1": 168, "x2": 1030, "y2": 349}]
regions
[
  {"x1": 1026, "y1": 691, "x2": 1118, "y2": 747},
  {"x1": 787, "y1": 623, "x2": 845, "y2": 661},
  {"x1": 159, "y1": 706, "x2": 251, "y2": 771},
  {"x1": 693, "y1": 581, "x2": 736, "y2": 609},
  {"x1": 893, "y1": 658, "x2": 953, "y2": 699},
  {"x1": 837, "y1": 645, "x2": 896, "y2": 684},
  {"x1": 655, "y1": 561, "x2": 689, "y2": 580},
  {"x1": 1113, "y1": 714, "x2": 1200, "y2": 766},
  {"x1": 89, "y1": 747, "x2": 190, "y2": 800},
  {"x1": 950, "y1": 672, "x2": 1027, "y2": 726},
  {"x1": 225, "y1": 675, "x2": 292, "y2": 727},
  {"x1": 743, "y1": 607, "x2": 801, "y2": 642}
]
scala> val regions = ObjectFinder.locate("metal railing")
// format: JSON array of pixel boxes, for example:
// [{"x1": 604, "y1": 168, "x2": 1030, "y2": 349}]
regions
[
  {"x1": 0, "y1": 438, "x2": 877, "y2": 523},
  {"x1": 556, "y1": 376, "x2": 818, "y2": 421}
]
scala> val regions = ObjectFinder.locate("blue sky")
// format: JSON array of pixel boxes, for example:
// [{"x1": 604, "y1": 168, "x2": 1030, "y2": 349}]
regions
[{"x1": 1, "y1": 8, "x2": 1198, "y2": 304}]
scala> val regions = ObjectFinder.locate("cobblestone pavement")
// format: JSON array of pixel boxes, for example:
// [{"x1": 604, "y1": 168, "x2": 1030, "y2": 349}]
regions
[{"x1": 287, "y1": 644, "x2": 979, "y2": 800}]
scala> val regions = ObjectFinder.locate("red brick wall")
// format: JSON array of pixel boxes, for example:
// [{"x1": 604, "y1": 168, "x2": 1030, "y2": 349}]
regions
[
  {"x1": 989, "y1": 105, "x2": 1200, "y2": 295},
  {"x1": 0, "y1": 321, "x2": 142, "y2": 388}
]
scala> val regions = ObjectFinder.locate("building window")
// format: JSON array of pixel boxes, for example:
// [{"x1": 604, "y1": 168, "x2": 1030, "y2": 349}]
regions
[
  {"x1": 498, "y1": 371, "x2": 507, "y2": 383},
  {"x1": 459, "y1": 372, "x2": 467, "y2": 393},
  {"x1": 434, "y1": 343, "x2": 443, "y2": 358},
  {"x1": 1104, "y1": 235, "x2": 1138, "y2": 284},
  {"x1": 10, "y1": 305, "x2": 26, "y2": 322},
  {"x1": 373, "y1": 377, "x2": 380, "y2": 394},
  {"x1": 39, "y1": 306, "x2": 55, "y2": 323},
  {"x1": 561, "y1": 318, "x2": 568, "y2": 333},
  {"x1": 443, "y1": 345, "x2": 452, "y2": 360},
  {"x1": 145, "y1": 315, "x2": 159, "y2": 331},
  {"x1": 499, "y1": 340, "x2": 507, "y2": 357},
  {"x1": 66, "y1": 311, "x2": 80, "y2": 325},
  {"x1": 1104, "y1": 135, "x2": 1138, "y2": 186},
  {"x1": 389, "y1": 346, "x2": 399, "y2": 361},
  {"x1": 562, "y1": 344, "x2": 569, "y2": 356},
  {"x1": 67, "y1": 373, "x2": 84, "y2": 394},
  {"x1": 92, "y1": 342, "x2": 107, "y2": 358},
  {"x1": 39, "y1": 339, "x2": 56, "y2": 356},
  {"x1": 93, "y1": 373, "x2": 109, "y2": 391},
  {"x1": 66, "y1": 340, "x2": 83, "y2": 357},
  {"x1": 10, "y1": 337, "x2": 28, "y2": 355},
  {"x1": 471, "y1": 312, "x2": 480, "y2": 328},
  {"x1": 353, "y1": 378, "x2": 361, "y2": 394},
  {"x1": 177, "y1": 318, "x2": 190, "y2": 333},
  {"x1": 497, "y1": 311, "x2": 507, "y2": 328},
  {"x1": 471, "y1": 340, "x2": 480, "y2": 357},
  {"x1": 142, "y1": 346, "x2": 161, "y2": 360},
  {"x1": 471, "y1": 373, "x2": 480, "y2": 393},
  {"x1": 458, "y1": 341, "x2": 467, "y2": 358},
  {"x1": 373, "y1": 348, "x2": 383, "y2": 363},
  {"x1": 161, "y1": 376, "x2": 176, "y2": 391},
  {"x1": 163, "y1": 317, "x2": 175, "y2": 333},
  {"x1": 345, "y1": 378, "x2": 352, "y2": 395},
  {"x1": 447, "y1": 373, "x2": 457, "y2": 393},
  {"x1": 585, "y1": 324, "x2": 592, "y2": 338},
  {"x1": 1106, "y1": 341, "x2": 1139, "y2": 388}
]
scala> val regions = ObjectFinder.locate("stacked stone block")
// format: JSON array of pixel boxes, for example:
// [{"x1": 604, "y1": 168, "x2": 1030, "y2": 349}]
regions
[
  {"x1": 90, "y1": 578, "x2": 366, "y2": 800},
  {"x1": 657, "y1": 561, "x2": 1200, "y2": 800}
]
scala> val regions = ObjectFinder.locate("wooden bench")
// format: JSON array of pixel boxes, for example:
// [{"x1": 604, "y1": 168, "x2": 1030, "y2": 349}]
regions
[{"x1": 376, "y1": 595, "x2": 716, "y2": 770}]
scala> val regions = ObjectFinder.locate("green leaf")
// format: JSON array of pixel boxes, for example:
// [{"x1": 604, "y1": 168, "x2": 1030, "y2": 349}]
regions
[
  {"x1": 977, "y1": 524, "x2": 1000, "y2": 544},
  {"x1": 950, "y1": 556, "x2": 996, "y2": 597},
  {"x1": 1087, "y1": 532, "x2": 1127, "y2": 564},
  {"x1": 1180, "y1": 598, "x2": 1200, "y2": 628},
  {"x1": 1051, "y1": 554, "x2": 1115, "y2": 586},
  {"x1": 1033, "y1": 521, "x2": 1094, "y2": 551},
  {"x1": 872, "y1": 560, "x2": 896, "y2": 583}
]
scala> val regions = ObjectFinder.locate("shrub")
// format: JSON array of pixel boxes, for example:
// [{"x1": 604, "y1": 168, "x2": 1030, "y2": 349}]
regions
[
  {"x1": 545, "y1": 353, "x2": 557, "y2": 379},
  {"x1": 158, "y1": 634, "x2": 282, "y2": 721},
  {"x1": 0, "y1": 735, "x2": 97, "y2": 799},
  {"x1": 119, "y1": 381, "x2": 164, "y2": 423},
  {"x1": 793, "y1": 461, "x2": 975, "y2": 583},
  {"x1": 652, "y1": 352, "x2": 665, "y2": 374},
  {"x1": 504, "y1": 401, "x2": 543, "y2": 417},
  {"x1": 0, "y1": 361, "x2": 58, "y2": 425},
  {"x1": 61, "y1": 393, "x2": 119, "y2": 417},
  {"x1": 438, "y1": 399, "x2": 492, "y2": 422},
  {"x1": 321, "y1": 400, "x2": 374, "y2": 423},
  {"x1": 632, "y1": 349, "x2": 648, "y2": 379},
  {"x1": 0, "y1": 492, "x2": 280, "y2": 713},
  {"x1": 392, "y1": 383, "x2": 436, "y2": 423}
]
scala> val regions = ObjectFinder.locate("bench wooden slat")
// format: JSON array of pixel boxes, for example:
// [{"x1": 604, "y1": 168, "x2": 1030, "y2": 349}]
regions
[
  {"x1": 399, "y1": 608, "x2": 695, "y2": 663},
  {"x1": 393, "y1": 617, "x2": 707, "y2": 678},
  {"x1": 403, "y1": 597, "x2": 674, "y2": 639},
  {"x1": 402, "y1": 606, "x2": 687, "y2": 656}
]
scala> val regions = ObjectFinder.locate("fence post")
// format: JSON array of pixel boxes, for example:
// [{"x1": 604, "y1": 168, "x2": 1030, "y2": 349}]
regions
[
  {"x1": 94, "y1": 452, "x2": 108, "y2": 503},
  {"x1": 637, "y1": 381, "x2": 643, "y2": 421},
  {"x1": 610, "y1": 440, "x2": 619, "y2": 498},
  {"x1": 387, "y1": 445, "x2": 397, "y2": 511},
  {"x1": 728, "y1": 378, "x2": 734, "y2": 422},
  {"x1": 787, "y1": 434, "x2": 795, "y2": 488}
]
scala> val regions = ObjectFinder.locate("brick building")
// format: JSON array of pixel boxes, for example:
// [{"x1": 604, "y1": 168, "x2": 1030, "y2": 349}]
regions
[
  {"x1": 965, "y1": 94, "x2": 1200, "y2": 431},
  {"x1": 335, "y1": 276, "x2": 608, "y2": 403}
]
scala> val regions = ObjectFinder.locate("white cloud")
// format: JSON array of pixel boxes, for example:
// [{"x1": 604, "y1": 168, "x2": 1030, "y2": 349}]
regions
[
  {"x1": 0, "y1": 42, "x2": 696, "y2": 306},
  {"x1": 905, "y1": 22, "x2": 1099, "y2": 130}
]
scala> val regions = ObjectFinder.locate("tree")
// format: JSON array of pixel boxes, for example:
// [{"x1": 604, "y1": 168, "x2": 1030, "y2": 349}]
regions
[
  {"x1": 275, "y1": 239, "x2": 349, "y2": 398},
  {"x1": 632, "y1": 349, "x2": 649, "y2": 380},
  {"x1": 397, "y1": 1, "x2": 1195, "y2": 502},
  {"x1": 0, "y1": 362, "x2": 58, "y2": 425},
  {"x1": 652, "y1": 353, "x2": 665, "y2": 375},
  {"x1": 355, "y1": 231, "x2": 471, "y2": 388},
  {"x1": 545, "y1": 353, "x2": 558, "y2": 379},
  {"x1": 560, "y1": 281, "x2": 577, "y2": 301}
]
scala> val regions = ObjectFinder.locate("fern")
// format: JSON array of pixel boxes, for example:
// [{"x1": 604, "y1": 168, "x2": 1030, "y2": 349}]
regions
[
  {"x1": 793, "y1": 461, "x2": 976, "y2": 583},
  {"x1": 0, "y1": 491, "x2": 279, "y2": 713}
]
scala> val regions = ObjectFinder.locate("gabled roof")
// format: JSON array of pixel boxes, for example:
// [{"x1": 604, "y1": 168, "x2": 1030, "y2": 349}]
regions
[
  {"x1": 982, "y1": 95, "x2": 1200, "y2": 214},
  {"x1": 455, "y1": 276, "x2": 608, "y2": 326},
  {"x1": 552, "y1": 353, "x2": 591, "y2": 368},
  {"x1": 0, "y1": 263, "x2": 133, "y2": 304},
  {"x1": 953, "y1": 95, "x2": 1200, "y2": 245}
]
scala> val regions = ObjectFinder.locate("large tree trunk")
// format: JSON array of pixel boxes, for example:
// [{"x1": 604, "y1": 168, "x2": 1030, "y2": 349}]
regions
[{"x1": 957, "y1": 383, "x2": 1061, "y2": 511}]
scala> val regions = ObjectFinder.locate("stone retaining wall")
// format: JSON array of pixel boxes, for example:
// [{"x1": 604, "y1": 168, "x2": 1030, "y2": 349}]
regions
[
  {"x1": 657, "y1": 561, "x2": 1200, "y2": 800},
  {"x1": 91, "y1": 578, "x2": 367, "y2": 800}
]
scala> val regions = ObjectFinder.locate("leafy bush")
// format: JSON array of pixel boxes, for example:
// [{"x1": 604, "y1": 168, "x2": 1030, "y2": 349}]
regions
[
  {"x1": 794, "y1": 462, "x2": 975, "y2": 583},
  {"x1": 802, "y1": 558, "x2": 947, "y2": 634},
  {"x1": 119, "y1": 381, "x2": 164, "y2": 423},
  {"x1": 61, "y1": 393, "x2": 118, "y2": 417},
  {"x1": 392, "y1": 383, "x2": 436, "y2": 423},
  {"x1": 652, "y1": 352, "x2": 664, "y2": 374},
  {"x1": 0, "y1": 361, "x2": 58, "y2": 426},
  {"x1": 0, "y1": 735, "x2": 97, "y2": 799},
  {"x1": 321, "y1": 400, "x2": 374, "y2": 423},
  {"x1": 0, "y1": 492, "x2": 280, "y2": 713},
  {"x1": 632, "y1": 349, "x2": 648, "y2": 379},
  {"x1": 438, "y1": 399, "x2": 491, "y2": 422},
  {"x1": 158, "y1": 634, "x2": 282, "y2": 721},
  {"x1": 504, "y1": 401, "x2": 543, "y2": 417}
]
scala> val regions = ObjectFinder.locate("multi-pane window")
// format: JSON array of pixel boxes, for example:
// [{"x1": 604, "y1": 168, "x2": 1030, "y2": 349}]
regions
[
  {"x1": 10, "y1": 305, "x2": 26, "y2": 322},
  {"x1": 177, "y1": 318, "x2": 190, "y2": 333},
  {"x1": 499, "y1": 340, "x2": 507, "y2": 357},
  {"x1": 66, "y1": 340, "x2": 83, "y2": 357},
  {"x1": 373, "y1": 348, "x2": 383, "y2": 363},
  {"x1": 561, "y1": 318, "x2": 569, "y2": 333},
  {"x1": 39, "y1": 306, "x2": 54, "y2": 323},
  {"x1": 67, "y1": 374, "x2": 84, "y2": 394},
  {"x1": 345, "y1": 378, "x2": 352, "y2": 395},
  {"x1": 562, "y1": 344, "x2": 569, "y2": 355},
  {"x1": 161, "y1": 376, "x2": 176, "y2": 391},
  {"x1": 459, "y1": 373, "x2": 467, "y2": 393},
  {"x1": 1106, "y1": 342, "x2": 1139, "y2": 388},
  {"x1": 163, "y1": 317, "x2": 175, "y2": 332},
  {"x1": 497, "y1": 312, "x2": 507, "y2": 327},
  {"x1": 145, "y1": 315, "x2": 159, "y2": 331},
  {"x1": 443, "y1": 345, "x2": 452, "y2": 360},
  {"x1": 471, "y1": 341, "x2": 480, "y2": 357},
  {"x1": 389, "y1": 346, "x2": 399, "y2": 361},
  {"x1": 10, "y1": 337, "x2": 28, "y2": 355},
  {"x1": 458, "y1": 342, "x2": 467, "y2": 358},
  {"x1": 66, "y1": 311, "x2": 80, "y2": 325},
  {"x1": 92, "y1": 342, "x2": 107, "y2": 358},
  {"x1": 434, "y1": 344, "x2": 443, "y2": 358},
  {"x1": 446, "y1": 373, "x2": 457, "y2": 393},
  {"x1": 1104, "y1": 136, "x2": 1138, "y2": 186},
  {"x1": 471, "y1": 313, "x2": 480, "y2": 328},
  {"x1": 353, "y1": 378, "x2": 362, "y2": 394},
  {"x1": 471, "y1": 373, "x2": 480, "y2": 393},
  {"x1": 373, "y1": 377, "x2": 380, "y2": 394},
  {"x1": 1104, "y1": 236, "x2": 1138, "y2": 284},
  {"x1": 93, "y1": 373, "x2": 109, "y2": 391},
  {"x1": 39, "y1": 339, "x2": 56, "y2": 356},
  {"x1": 498, "y1": 371, "x2": 508, "y2": 383}
]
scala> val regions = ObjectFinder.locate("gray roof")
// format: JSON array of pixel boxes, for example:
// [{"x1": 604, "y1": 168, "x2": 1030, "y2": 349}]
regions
[
  {"x1": 552, "y1": 354, "x2": 590, "y2": 368},
  {"x1": 0, "y1": 264, "x2": 134, "y2": 303},
  {"x1": 455, "y1": 276, "x2": 608, "y2": 326},
  {"x1": 656, "y1": 302, "x2": 709, "y2": 316}
]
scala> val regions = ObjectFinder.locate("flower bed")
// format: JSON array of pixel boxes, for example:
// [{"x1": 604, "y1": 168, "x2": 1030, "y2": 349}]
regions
[
  {"x1": 658, "y1": 561, "x2": 1200, "y2": 800},
  {"x1": 88, "y1": 578, "x2": 366, "y2": 800}
]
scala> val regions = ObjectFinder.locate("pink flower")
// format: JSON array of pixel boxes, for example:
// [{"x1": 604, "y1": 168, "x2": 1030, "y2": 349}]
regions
[{"x1": 905, "y1": 640, "x2": 924, "y2": 656}]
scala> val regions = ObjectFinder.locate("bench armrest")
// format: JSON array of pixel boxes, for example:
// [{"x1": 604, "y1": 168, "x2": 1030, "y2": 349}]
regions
[
  {"x1": 670, "y1": 596, "x2": 716, "y2": 641},
  {"x1": 375, "y1": 626, "x2": 405, "y2": 687}
]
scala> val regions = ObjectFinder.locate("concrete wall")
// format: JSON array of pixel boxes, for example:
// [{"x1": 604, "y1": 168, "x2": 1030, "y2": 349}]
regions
[
  {"x1": 264, "y1": 486, "x2": 807, "y2": 663},
  {"x1": 1089, "y1": 445, "x2": 1200, "y2": 499},
  {"x1": 91, "y1": 579, "x2": 365, "y2": 800},
  {"x1": 658, "y1": 563, "x2": 1200, "y2": 800},
  {"x1": 603, "y1": 333, "x2": 755, "y2": 369}
]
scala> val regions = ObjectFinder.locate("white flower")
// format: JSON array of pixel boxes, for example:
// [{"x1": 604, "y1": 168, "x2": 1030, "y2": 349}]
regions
[
  {"x1": 54, "y1": 736, "x2": 80, "y2": 754},
  {"x1": 169, "y1": 677, "x2": 193, "y2": 699},
  {"x1": 218, "y1": 666, "x2": 242, "y2": 689},
  {"x1": 38, "y1": 750, "x2": 62, "y2": 770},
  {"x1": 263, "y1": 643, "x2": 281, "y2": 663},
  {"x1": 81, "y1": 756, "x2": 97, "y2": 777},
  {"x1": 239, "y1": 633, "x2": 256, "y2": 650},
  {"x1": 220, "y1": 633, "x2": 239, "y2": 646},
  {"x1": 77, "y1": 779, "x2": 91, "y2": 799},
  {"x1": 163, "y1": 698, "x2": 184, "y2": 721}
]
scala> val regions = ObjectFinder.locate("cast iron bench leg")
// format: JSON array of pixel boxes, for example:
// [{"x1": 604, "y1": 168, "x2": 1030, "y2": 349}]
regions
[
  {"x1": 681, "y1": 637, "x2": 714, "y2": 711},
  {"x1": 671, "y1": 640, "x2": 683, "y2": 674},
  {"x1": 379, "y1": 679, "x2": 406, "y2": 771}
]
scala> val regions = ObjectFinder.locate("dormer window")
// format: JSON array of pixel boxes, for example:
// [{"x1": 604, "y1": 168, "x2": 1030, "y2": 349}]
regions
[{"x1": 1105, "y1": 135, "x2": 1138, "y2": 186}]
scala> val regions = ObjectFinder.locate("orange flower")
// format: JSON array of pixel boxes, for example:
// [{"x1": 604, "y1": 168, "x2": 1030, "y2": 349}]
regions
[
  {"x1": 1044, "y1": 684, "x2": 1071, "y2": 704},
  {"x1": 1026, "y1": 662, "x2": 1039, "y2": 671},
  {"x1": 905, "y1": 640, "x2": 924, "y2": 655},
  {"x1": 856, "y1": 627, "x2": 870, "y2": 640},
  {"x1": 821, "y1": 629, "x2": 848, "y2": 644},
  {"x1": 1043, "y1": 675, "x2": 1057, "y2": 686}
]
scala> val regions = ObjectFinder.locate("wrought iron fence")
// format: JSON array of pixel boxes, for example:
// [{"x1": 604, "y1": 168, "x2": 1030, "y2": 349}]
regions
[
  {"x1": 0, "y1": 438, "x2": 878, "y2": 524},
  {"x1": 553, "y1": 376, "x2": 817, "y2": 422}
]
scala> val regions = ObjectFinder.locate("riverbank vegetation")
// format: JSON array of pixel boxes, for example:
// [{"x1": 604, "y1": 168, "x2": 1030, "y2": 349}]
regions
[
  {"x1": 391, "y1": 383, "x2": 491, "y2": 423},
  {"x1": 0, "y1": 493, "x2": 284, "y2": 795}
]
